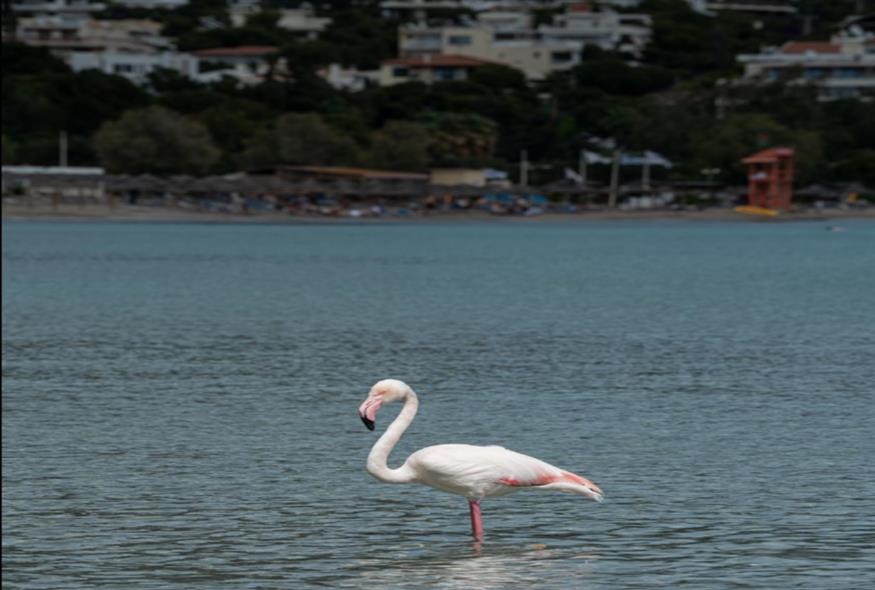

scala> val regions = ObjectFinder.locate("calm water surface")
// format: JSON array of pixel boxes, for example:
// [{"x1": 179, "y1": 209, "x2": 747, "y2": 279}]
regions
[{"x1": 3, "y1": 219, "x2": 875, "y2": 589}]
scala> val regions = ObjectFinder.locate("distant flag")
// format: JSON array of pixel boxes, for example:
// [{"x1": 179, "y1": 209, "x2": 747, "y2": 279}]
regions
[
  {"x1": 619, "y1": 151, "x2": 673, "y2": 168},
  {"x1": 581, "y1": 150, "x2": 612, "y2": 165},
  {"x1": 484, "y1": 168, "x2": 509, "y2": 181},
  {"x1": 564, "y1": 167, "x2": 583, "y2": 184},
  {"x1": 645, "y1": 150, "x2": 673, "y2": 169}
]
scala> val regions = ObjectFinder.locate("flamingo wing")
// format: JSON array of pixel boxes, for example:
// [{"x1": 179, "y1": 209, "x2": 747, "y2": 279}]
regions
[{"x1": 406, "y1": 444, "x2": 603, "y2": 501}]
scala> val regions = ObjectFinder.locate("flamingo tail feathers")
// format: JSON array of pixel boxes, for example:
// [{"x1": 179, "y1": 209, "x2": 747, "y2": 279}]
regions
[{"x1": 499, "y1": 470, "x2": 604, "y2": 502}]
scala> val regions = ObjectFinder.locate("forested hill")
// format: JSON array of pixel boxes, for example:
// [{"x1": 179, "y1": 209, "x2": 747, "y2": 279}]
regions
[{"x1": 2, "y1": 0, "x2": 873, "y2": 185}]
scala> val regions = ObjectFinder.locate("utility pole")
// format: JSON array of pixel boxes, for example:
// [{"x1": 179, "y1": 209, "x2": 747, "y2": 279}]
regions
[
  {"x1": 578, "y1": 149, "x2": 587, "y2": 188},
  {"x1": 59, "y1": 130, "x2": 68, "y2": 168},
  {"x1": 608, "y1": 149, "x2": 620, "y2": 208},
  {"x1": 642, "y1": 157, "x2": 651, "y2": 192},
  {"x1": 520, "y1": 149, "x2": 529, "y2": 187}
]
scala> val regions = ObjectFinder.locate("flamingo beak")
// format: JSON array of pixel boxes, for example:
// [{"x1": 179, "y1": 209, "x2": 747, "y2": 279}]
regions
[{"x1": 358, "y1": 396, "x2": 382, "y2": 431}]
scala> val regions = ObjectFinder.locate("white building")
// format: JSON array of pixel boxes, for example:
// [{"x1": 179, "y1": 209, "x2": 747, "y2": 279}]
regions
[
  {"x1": 111, "y1": 0, "x2": 189, "y2": 7},
  {"x1": 475, "y1": 10, "x2": 533, "y2": 35},
  {"x1": 318, "y1": 63, "x2": 380, "y2": 92},
  {"x1": 68, "y1": 45, "x2": 285, "y2": 86},
  {"x1": 14, "y1": 17, "x2": 169, "y2": 57},
  {"x1": 228, "y1": 1, "x2": 331, "y2": 39},
  {"x1": 687, "y1": 0, "x2": 797, "y2": 15},
  {"x1": 538, "y1": 5, "x2": 652, "y2": 58},
  {"x1": 399, "y1": 23, "x2": 582, "y2": 79},
  {"x1": 69, "y1": 50, "x2": 199, "y2": 84},
  {"x1": 737, "y1": 33, "x2": 875, "y2": 101},
  {"x1": 9, "y1": 0, "x2": 105, "y2": 23},
  {"x1": 190, "y1": 45, "x2": 282, "y2": 85},
  {"x1": 380, "y1": 53, "x2": 495, "y2": 85},
  {"x1": 401, "y1": 25, "x2": 492, "y2": 58},
  {"x1": 491, "y1": 39, "x2": 582, "y2": 79}
]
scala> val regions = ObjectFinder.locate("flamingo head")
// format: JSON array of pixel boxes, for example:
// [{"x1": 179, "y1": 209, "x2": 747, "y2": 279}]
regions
[{"x1": 358, "y1": 379, "x2": 410, "y2": 431}]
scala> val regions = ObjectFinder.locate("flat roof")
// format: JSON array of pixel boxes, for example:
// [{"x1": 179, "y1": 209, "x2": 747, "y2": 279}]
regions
[
  {"x1": 780, "y1": 41, "x2": 840, "y2": 54},
  {"x1": 192, "y1": 46, "x2": 279, "y2": 58},
  {"x1": 741, "y1": 147, "x2": 794, "y2": 164},
  {"x1": 383, "y1": 54, "x2": 497, "y2": 68},
  {"x1": 283, "y1": 166, "x2": 429, "y2": 181}
]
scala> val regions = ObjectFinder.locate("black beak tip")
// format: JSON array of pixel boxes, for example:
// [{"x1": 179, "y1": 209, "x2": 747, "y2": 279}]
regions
[{"x1": 360, "y1": 415, "x2": 375, "y2": 431}]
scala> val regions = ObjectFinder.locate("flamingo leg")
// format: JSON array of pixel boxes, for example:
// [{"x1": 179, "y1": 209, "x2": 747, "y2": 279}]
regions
[{"x1": 468, "y1": 499, "x2": 484, "y2": 541}]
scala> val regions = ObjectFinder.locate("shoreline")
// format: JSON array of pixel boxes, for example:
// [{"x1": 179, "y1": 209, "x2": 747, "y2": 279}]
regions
[{"x1": 3, "y1": 203, "x2": 874, "y2": 224}]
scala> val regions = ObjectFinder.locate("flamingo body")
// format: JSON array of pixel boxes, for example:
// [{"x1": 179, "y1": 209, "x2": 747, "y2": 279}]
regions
[
  {"x1": 406, "y1": 444, "x2": 603, "y2": 501},
  {"x1": 358, "y1": 379, "x2": 603, "y2": 540}
]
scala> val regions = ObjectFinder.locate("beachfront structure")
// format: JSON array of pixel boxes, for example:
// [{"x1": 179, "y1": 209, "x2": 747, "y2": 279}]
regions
[
  {"x1": 14, "y1": 17, "x2": 169, "y2": 57},
  {"x1": 281, "y1": 166, "x2": 429, "y2": 183},
  {"x1": 277, "y1": 165, "x2": 431, "y2": 198},
  {"x1": 399, "y1": 23, "x2": 582, "y2": 80},
  {"x1": 69, "y1": 50, "x2": 199, "y2": 84},
  {"x1": 737, "y1": 33, "x2": 875, "y2": 101},
  {"x1": 380, "y1": 54, "x2": 494, "y2": 85},
  {"x1": 741, "y1": 147, "x2": 794, "y2": 210},
  {"x1": 2, "y1": 165, "x2": 107, "y2": 204},
  {"x1": 431, "y1": 168, "x2": 488, "y2": 187}
]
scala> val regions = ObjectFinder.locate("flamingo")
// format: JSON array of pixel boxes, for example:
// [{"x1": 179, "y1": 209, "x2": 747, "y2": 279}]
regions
[{"x1": 357, "y1": 379, "x2": 604, "y2": 541}]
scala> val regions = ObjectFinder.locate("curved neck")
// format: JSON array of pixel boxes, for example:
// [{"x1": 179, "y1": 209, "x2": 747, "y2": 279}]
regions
[{"x1": 366, "y1": 389, "x2": 418, "y2": 484}]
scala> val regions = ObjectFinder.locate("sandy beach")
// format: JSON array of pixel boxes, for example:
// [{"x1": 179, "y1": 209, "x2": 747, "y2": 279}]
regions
[{"x1": 4, "y1": 202, "x2": 874, "y2": 224}]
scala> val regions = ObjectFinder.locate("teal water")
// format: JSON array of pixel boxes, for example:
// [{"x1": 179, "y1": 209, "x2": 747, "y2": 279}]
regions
[{"x1": 3, "y1": 219, "x2": 874, "y2": 589}]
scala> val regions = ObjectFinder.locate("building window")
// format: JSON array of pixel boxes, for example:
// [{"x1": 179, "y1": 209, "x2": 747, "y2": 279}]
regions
[
  {"x1": 433, "y1": 67, "x2": 461, "y2": 81},
  {"x1": 551, "y1": 51, "x2": 573, "y2": 64},
  {"x1": 448, "y1": 35, "x2": 472, "y2": 46},
  {"x1": 835, "y1": 68, "x2": 861, "y2": 79},
  {"x1": 829, "y1": 88, "x2": 858, "y2": 99},
  {"x1": 803, "y1": 68, "x2": 824, "y2": 80}
]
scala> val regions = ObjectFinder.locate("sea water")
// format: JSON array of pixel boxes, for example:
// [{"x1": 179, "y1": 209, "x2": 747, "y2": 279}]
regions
[{"x1": 3, "y1": 219, "x2": 874, "y2": 588}]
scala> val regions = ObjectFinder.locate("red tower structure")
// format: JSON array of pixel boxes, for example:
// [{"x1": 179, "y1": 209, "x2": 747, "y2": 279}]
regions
[{"x1": 741, "y1": 147, "x2": 795, "y2": 210}]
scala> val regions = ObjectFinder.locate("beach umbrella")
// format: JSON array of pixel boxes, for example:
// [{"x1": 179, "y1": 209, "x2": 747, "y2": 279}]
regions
[{"x1": 166, "y1": 175, "x2": 197, "y2": 194}]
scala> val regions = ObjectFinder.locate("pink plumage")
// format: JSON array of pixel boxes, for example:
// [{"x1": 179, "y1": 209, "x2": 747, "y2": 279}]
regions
[{"x1": 358, "y1": 379, "x2": 604, "y2": 541}]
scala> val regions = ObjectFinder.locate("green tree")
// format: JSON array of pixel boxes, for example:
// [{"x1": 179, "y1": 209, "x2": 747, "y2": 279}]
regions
[
  {"x1": 418, "y1": 112, "x2": 497, "y2": 166},
  {"x1": 830, "y1": 150, "x2": 875, "y2": 186},
  {"x1": 572, "y1": 57, "x2": 674, "y2": 96},
  {"x1": 2, "y1": 135, "x2": 17, "y2": 164},
  {"x1": 690, "y1": 113, "x2": 823, "y2": 184},
  {"x1": 368, "y1": 121, "x2": 430, "y2": 171},
  {"x1": 161, "y1": 0, "x2": 230, "y2": 38},
  {"x1": 1, "y1": 43, "x2": 69, "y2": 75},
  {"x1": 238, "y1": 112, "x2": 360, "y2": 168},
  {"x1": 318, "y1": 7, "x2": 400, "y2": 69},
  {"x1": 93, "y1": 106, "x2": 220, "y2": 174},
  {"x1": 468, "y1": 64, "x2": 528, "y2": 92}
]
